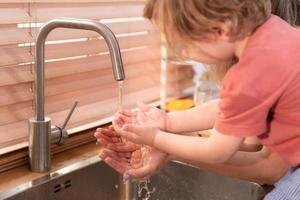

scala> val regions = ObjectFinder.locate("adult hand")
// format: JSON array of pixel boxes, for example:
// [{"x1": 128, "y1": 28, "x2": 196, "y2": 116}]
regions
[
  {"x1": 126, "y1": 145, "x2": 169, "y2": 179},
  {"x1": 94, "y1": 126, "x2": 169, "y2": 179},
  {"x1": 95, "y1": 125, "x2": 141, "y2": 152},
  {"x1": 100, "y1": 145, "x2": 169, "y2": 179}
]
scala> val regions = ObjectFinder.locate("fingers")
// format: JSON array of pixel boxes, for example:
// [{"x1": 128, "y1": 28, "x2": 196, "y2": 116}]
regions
[
  {"x1": 114, "y1": 110, "x2": 138, "y2": 127},
  {"x1": 115, "y1": 112, "x2": 134, "y2": 124},
  {"x1": 95, "y1": 127, "x2": 118, "y2": 137},
  {"x1": 104, "y1": 157, "x2": 129, "y2": 174},
  {"x1": 118, "y1": 124, "x2": 151, "y2": 144},
  {"x1": 105, "y1": 150, "x2": 132, "y2": 159},
  {"x1": 108, "y1": 125, "x2": 114, "y2": 130},
  {"x1": 96, "y1": 133, "x2": 122, "y2": 144},
  {"x1": 100, "y1": 149, "x2": 129, "y2": 163},
  {"x1": 94, "y1": 128, "x2": 122, "y2": 145},
  {"x1": 117, "y1": 128, "x2": 138, "y2": 143},
  {"x1": 137, "y1": 110, "x2": 147, "y2": 122},
  {"x1": 119, "y1": 109, "x2": 137, "y2": 117},
  {"x1": 97, "y1": 138, "x2": 121, "y2": 149},
  {"x1": 107, "y1": 143, "x2": 141, "y2": 152},
  {"x1": 95, "y1": 129, "x2": 141, "y2": 152},
  {"x1": 123, "y1": 124, "x2": 146, "y2": 134},
  {"x1": 102, "y1": 147, "x2": 152, "y2": 179},
  {"x1": 117, "y1": 152, "x2": 132, "y2": 159},
  {"x1": 98, "y1": 137, "x2": 140, "y2": 152},
  {"x1": 112, "y1": 116, "x2": 125, "y2": 129},
  {"x1": 126, "y1": 165, "x2": 154, "y2": 179},
  {"x1": 137, "y1": 101, "x2": 150, "y2": 112},
  {"x1": 131, "y1": 150, "x2": 143, "y2": 168},
  {"x1": 100, "y1": 149, "x2": 140, "y2": 175}
]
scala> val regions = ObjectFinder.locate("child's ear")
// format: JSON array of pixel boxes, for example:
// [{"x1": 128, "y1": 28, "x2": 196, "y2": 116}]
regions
[{"x1": 210, "y1": 22, "x2": 231, "y2": 41}]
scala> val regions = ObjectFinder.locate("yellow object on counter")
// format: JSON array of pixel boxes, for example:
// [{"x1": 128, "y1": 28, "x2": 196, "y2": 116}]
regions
[
  {"x1": 166, "y1": 99, "x2": 194, "y2": 111},
  {"x1": 201, "y1": 71, "x2": 210, "y2": 81}
]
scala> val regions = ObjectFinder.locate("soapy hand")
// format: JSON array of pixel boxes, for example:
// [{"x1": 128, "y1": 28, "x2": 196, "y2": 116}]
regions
[
  {"x1": 136, "y1": 102, "x2": 168, "y2": 131},
  {"x1": 94, "y1": 126, "x2": 168, "y2": 179},
  {"x1": 113, "y1": 107, "x2": 160, "y2": 146},
  {"x1": 114, "y1": 102, "x2": 168, "y2": 131},
  {"x1": 95, "y1": 125, "x2": 141, "y2": 152},
  {"x1": 113, "y1": 117, "x2": 159, "y2": 146},
  {"x1": 126, "y1": 145, "x2": 168, "y2": 180},
  {"x1": 99, "y1": 145, "x2": 168, "y2": 180}
]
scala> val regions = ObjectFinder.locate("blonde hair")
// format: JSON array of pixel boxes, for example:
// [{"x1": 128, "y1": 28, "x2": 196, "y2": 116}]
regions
[
  {"x1": 210, "y1": 0, "x2": 300, "y2": 84},
  {"x1": 144, "y1": 0, "x2": 271, "y2": 58},
  {"x1": 209, "y1": 57, "x2": 238, "y2": 85}
]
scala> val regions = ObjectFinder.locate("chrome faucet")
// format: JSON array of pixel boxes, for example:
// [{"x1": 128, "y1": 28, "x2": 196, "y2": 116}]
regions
[{"x1": 29, "y1": 18, "x2": 125, "y2": 173}]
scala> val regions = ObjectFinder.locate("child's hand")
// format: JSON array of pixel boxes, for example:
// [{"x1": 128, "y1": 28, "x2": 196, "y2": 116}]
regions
[
  {"x1": 112, "y1": 102, "x2": 166, "y2": 146},
  {"x1": 113, "y1": 119, "x2": 159, "y2": 146},
  {"x1": 113, "y1": 102, "x2": 167, "y2": 131},
  {"x1": 113, "y1": 109, "x2": 138, "y2": 128},
  {"x1": 136, "y1": 102, "x2": 168, "y2": 131}
]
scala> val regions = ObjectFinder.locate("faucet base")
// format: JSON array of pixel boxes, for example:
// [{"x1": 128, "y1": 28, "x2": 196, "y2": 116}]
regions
[{"x1": 29, "y1": 117, "x2": 51, "y2": 173}]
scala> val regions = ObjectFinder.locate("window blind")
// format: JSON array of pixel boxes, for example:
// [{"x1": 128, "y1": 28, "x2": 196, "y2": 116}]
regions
[{"x1": 0, "y1": 0, "x2": 193, "y2": 160}]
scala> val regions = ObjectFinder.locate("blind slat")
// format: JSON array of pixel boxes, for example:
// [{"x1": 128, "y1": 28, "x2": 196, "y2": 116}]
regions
[
  {"x1": 0, "y1": 58, "x2": 161, "y2": 106},
  {"x1": 0, "y1": 24, "x2": 30, "y2": 46},
  {"x1": 0, "y1": 0, "x2": 146, "y2": 3},
  {"x1": 0, "y1": 46, "x2": 160, "y2": 87},
  {"x1": 0, "y1": 20, "x2": 154, "y2": 46},
  {"x1": 0, "y1": 4, "x2": 29, "y2": 25},
  {"x1": 0, "y1": 83, "x2": 33, "y2": 107},
  {"x1": 0, "y1": 66, "x2": 160, "y2": 125},
  {"x1": 0, "y1": 3, "x2": 144, "y2": 24},
  {"x1": 0, "y1": 65, "x2": 33, "y2": 87},
  {"x1": 44, "y1": 61, "x2": 160, "y2": 97},
  {"x1": 0, "y1": 33, "x2": 160, "y2": 66}
]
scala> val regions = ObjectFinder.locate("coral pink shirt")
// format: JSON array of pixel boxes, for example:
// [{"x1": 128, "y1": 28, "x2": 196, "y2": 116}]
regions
[{"x1": 215, "y1": 15, "x2": 300, "y2": 166}]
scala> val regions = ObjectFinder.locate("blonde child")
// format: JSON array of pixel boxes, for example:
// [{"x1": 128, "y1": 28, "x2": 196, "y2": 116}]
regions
[
  {"x1": 96, "y1": 0, "x2": 300, "y2": 186},
  {"x1": 110, "y1": 0, "x2": 300, "y2": 199}
]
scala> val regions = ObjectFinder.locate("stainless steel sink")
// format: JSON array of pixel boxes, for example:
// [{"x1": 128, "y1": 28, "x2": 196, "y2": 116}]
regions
[{"x1": 0, "y1": 156, "x2": 266, "y2": 200}]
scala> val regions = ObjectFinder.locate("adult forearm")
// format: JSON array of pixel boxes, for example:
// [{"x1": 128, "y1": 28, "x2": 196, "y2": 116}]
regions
[
  {"x1": 154, "y1": 129, "x2": 243, "y2": 164},
  {"x1": 166, "y1": 99, "x2": 219, "y2": 133},
  {"x1": 169, "y1": 148, "x2": 289, "y2": 185}
]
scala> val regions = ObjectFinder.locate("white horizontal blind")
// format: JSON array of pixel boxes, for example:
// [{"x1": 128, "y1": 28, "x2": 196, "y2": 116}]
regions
[{"x1": 0, "y1": 0, "x2": 193, "y2": 155}]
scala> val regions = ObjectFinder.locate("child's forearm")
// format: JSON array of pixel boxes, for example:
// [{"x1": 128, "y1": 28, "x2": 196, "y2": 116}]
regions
[
  {"x1": 166, "y1": 99, "x2": 219, "y2": 133},
  {"x1": 154, "y1": 128, "x2": 243, "y2": 164}
]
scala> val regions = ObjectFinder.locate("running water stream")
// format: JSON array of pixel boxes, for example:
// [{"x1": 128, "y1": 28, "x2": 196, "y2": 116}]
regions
[
  {"x1": 118, "y1": 81, "x2": 156, "y2": 200},
  {"x1": 118, "y1": 81, "x2": 124, "y2": 111}
]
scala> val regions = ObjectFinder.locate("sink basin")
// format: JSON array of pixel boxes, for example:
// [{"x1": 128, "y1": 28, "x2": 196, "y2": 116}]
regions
[{"x1": 0, "y1": 157, "x2": 266, "y2": 200}]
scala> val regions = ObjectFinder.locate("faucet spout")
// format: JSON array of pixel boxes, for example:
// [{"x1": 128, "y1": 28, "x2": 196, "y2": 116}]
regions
[
  {"x1": 35, "y1": 18, "x2": 125, "y2": 121},
  {"x1": 29, "y1": 18, "x2": 125, "y2": 172}
]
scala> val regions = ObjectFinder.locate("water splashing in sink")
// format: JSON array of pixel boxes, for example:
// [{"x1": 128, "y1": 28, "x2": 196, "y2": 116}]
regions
[{"x1": 138, "y1": 179, "x2": 156, "y2": 200}]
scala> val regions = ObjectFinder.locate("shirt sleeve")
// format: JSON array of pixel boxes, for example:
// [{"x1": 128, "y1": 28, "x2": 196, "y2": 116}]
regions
[{"x1": 214, "y1": 67, "x2": 272, "y2": 137}]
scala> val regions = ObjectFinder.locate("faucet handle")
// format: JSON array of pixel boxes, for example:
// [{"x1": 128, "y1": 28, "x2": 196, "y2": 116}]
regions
[
  {"x1": 51, "y1": 101, "x2": 78, "y2": 144},
  {"x1": 62, "y1": 101, "x2": 78, "y2": 130}
]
